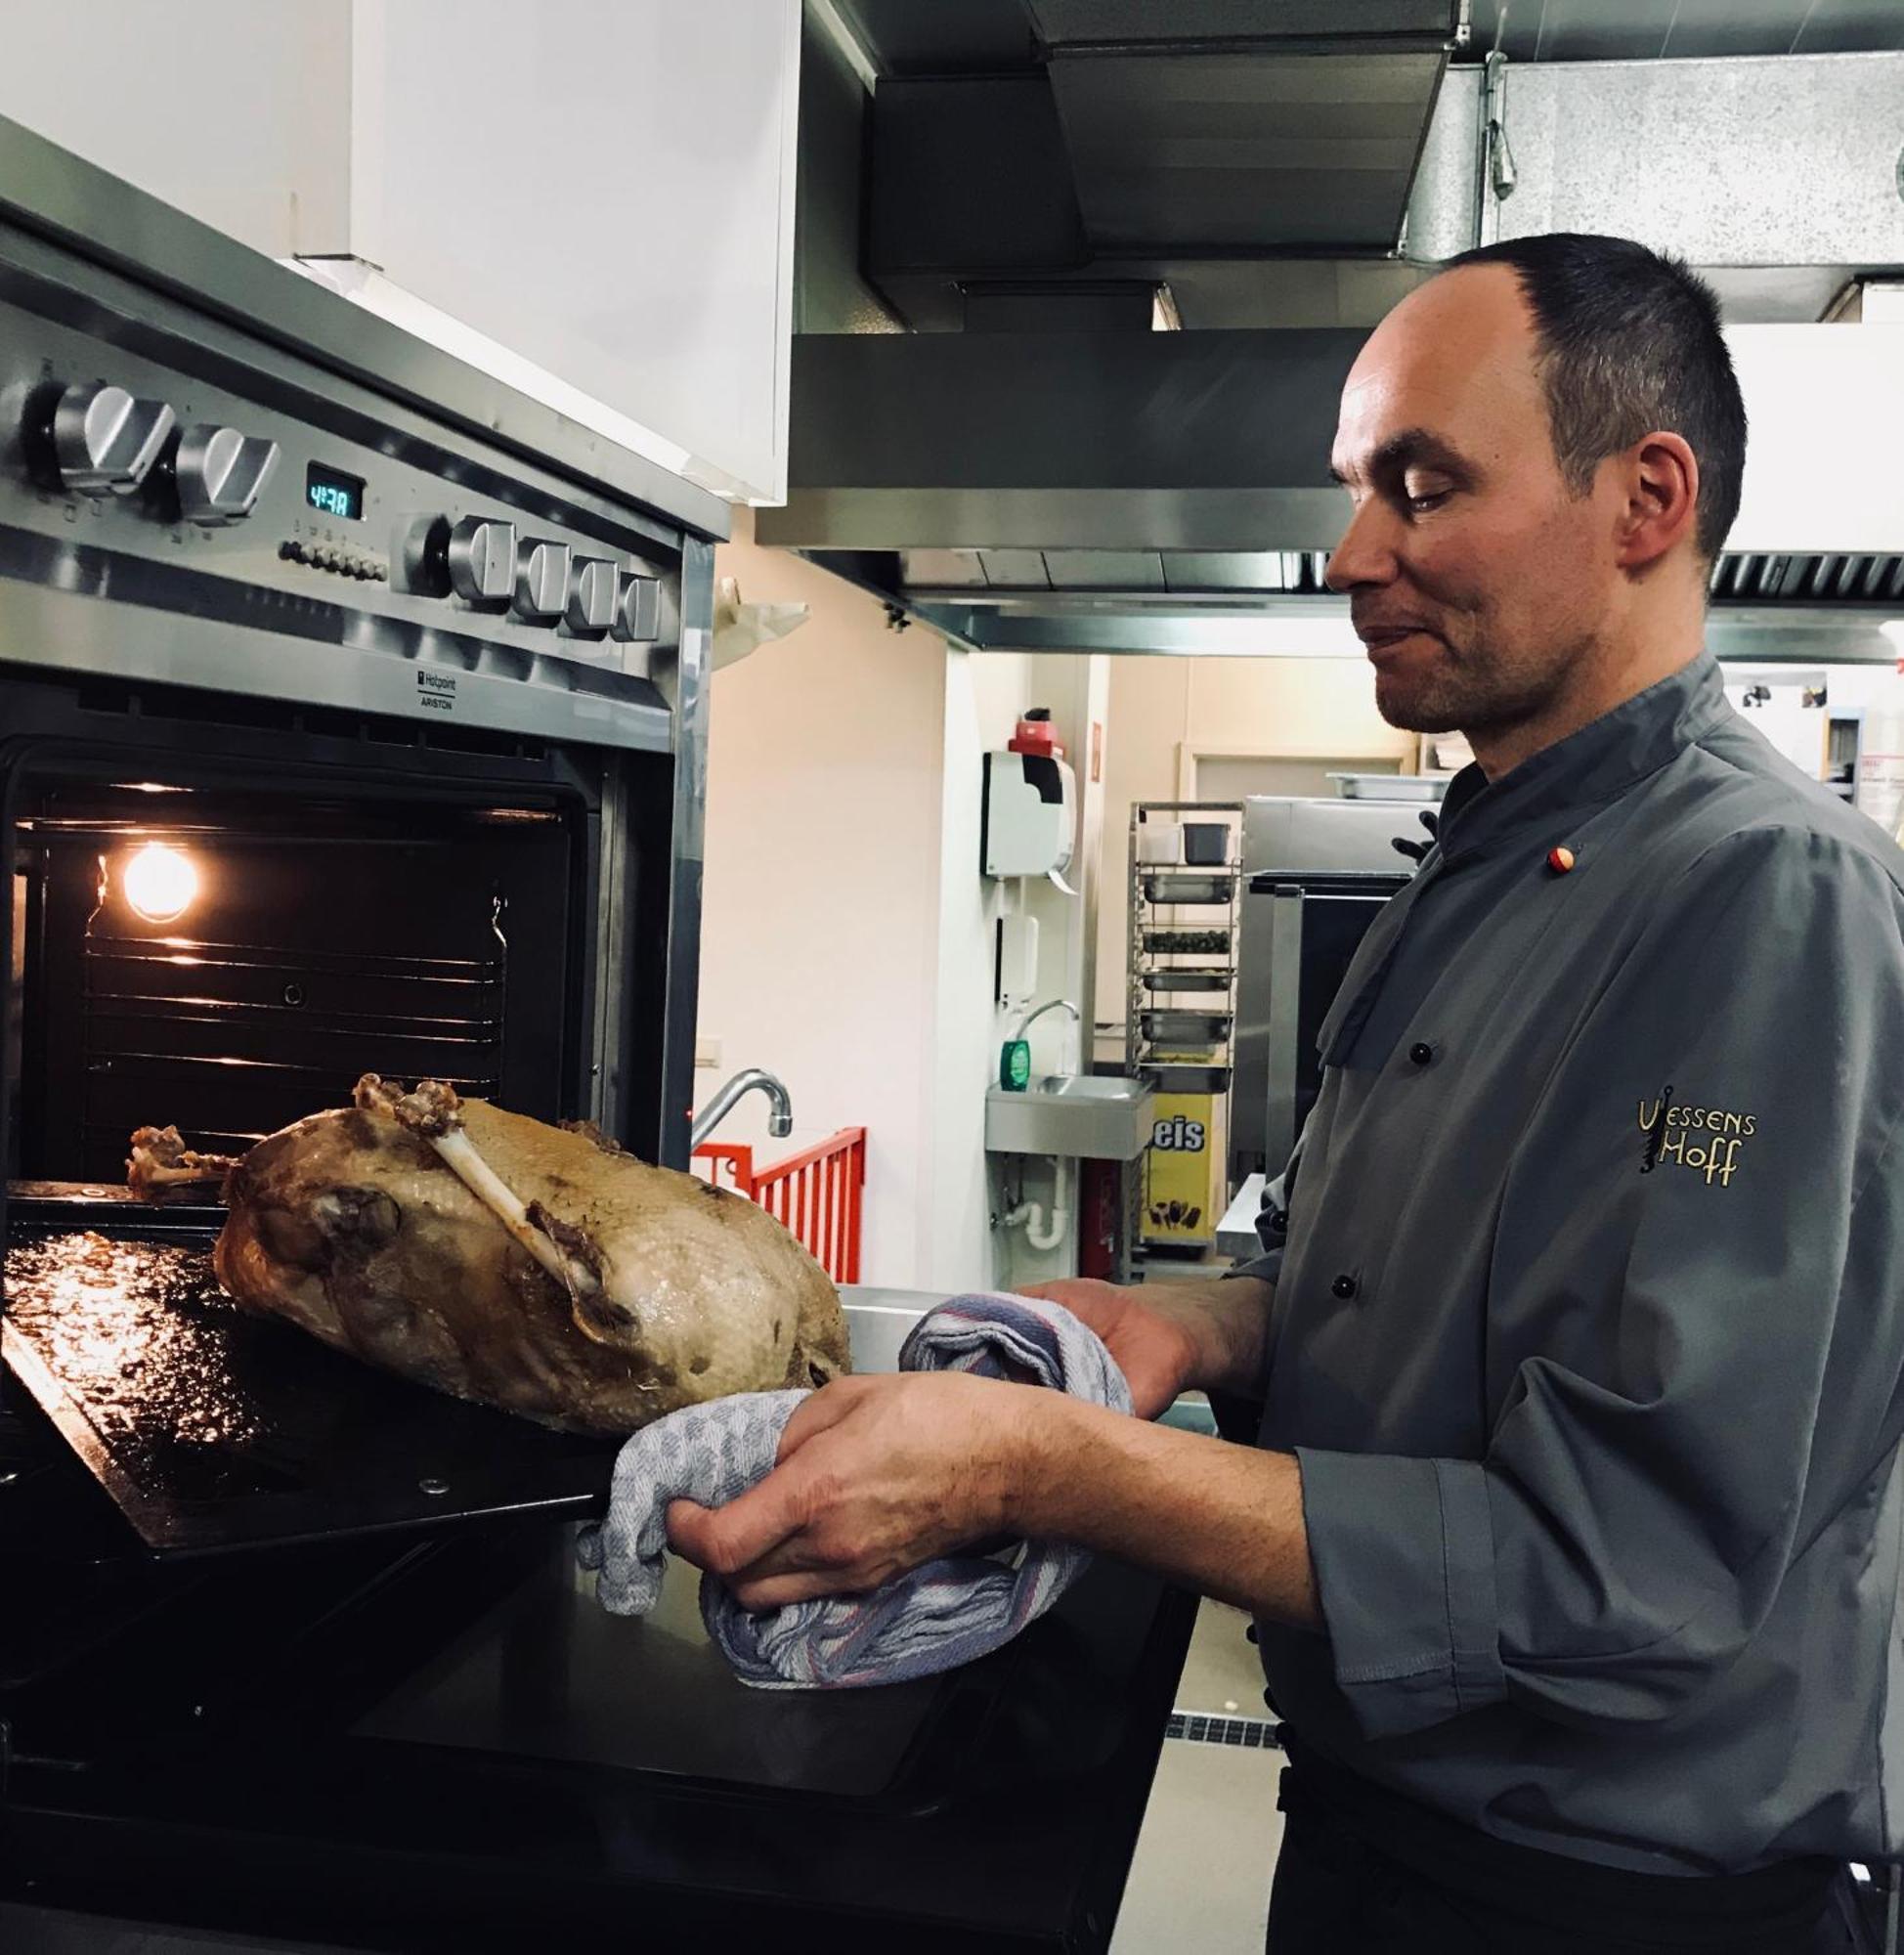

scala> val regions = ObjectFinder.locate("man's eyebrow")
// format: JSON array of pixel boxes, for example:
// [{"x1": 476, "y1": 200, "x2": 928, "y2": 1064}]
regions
[{"x1": 1330, "y1": 428, "x2": 1477, "y2": 487}]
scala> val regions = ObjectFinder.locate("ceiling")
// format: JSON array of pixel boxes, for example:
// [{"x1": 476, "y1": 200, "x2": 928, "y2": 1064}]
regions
[
  {"x1": 1468, "y1": 0, "x2": 1904, "y2": 62},
  {"x1": 833, "y1": 0, "x2": 1904, "y2": 70}
]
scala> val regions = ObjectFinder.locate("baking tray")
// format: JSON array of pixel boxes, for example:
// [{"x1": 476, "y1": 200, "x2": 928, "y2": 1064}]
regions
[
  {"x1": 1141, "y1": 872, "x2": 1236, "y2": 905},
  {"x1": 1142, "y1": 928, "x2": 1233, "y2": 958},
  {"x1": 2, "y1": 1196, "x2": 620, "y2": 1556},
  {"x1": 1326, "y1": 773, "x2": 1447, "y2": 802},
  {"x1": 1140, "y1": 969, "x2": 1233, "y2": 994},
  {"x1": 1140, "y1": 1062, "x2": 1232, "y2": 1094},
  {"x1": 1140, "y1": 1010, "x2": 1233, "y2": 1045}
]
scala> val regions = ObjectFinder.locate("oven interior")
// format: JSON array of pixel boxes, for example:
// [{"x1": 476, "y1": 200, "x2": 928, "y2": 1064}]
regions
[
  {"x1": 0, "y1": 681, "x2": 1003, "y2": 1839},
  {"x1": 13, "y1": 788, "x2": 575, "y2": 1185},
  {"x1": 0, "y1": 679, "x2": 649, "y2": 1568}
]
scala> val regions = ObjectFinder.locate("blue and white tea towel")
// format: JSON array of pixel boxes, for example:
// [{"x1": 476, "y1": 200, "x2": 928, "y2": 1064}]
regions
[{"x1": 575, "y1": 1292, "x2": 1133, "y2": 1689}]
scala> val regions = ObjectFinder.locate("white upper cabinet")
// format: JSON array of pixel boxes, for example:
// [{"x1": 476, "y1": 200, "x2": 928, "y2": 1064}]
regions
[{"x1": 0, "y1": 0, "x2": 801, "y2": 506}]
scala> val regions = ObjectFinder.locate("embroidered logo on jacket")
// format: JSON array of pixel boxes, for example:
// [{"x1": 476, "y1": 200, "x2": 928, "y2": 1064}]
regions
[{"x1": 1638, "y1": 1086, "x2": 1757, "y2": 1187}]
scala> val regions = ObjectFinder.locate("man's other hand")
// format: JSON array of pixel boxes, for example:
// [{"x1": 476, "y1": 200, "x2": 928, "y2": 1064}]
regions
[{"x1": 1015, "y1": 1279, "x2": 1200, "y2": 1418}]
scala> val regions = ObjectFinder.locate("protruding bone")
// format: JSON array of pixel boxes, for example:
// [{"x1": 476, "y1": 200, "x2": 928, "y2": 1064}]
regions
[
  {"x1": 354, "y1": 1073, "x2": 602, "y2": 1304},
  {"x1": 128, "y1": 1125, "x2": 240, "y2": 1198}
]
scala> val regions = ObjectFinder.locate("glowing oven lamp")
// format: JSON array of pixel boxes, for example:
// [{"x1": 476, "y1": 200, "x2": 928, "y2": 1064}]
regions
[{"x1": 122, "y1": 843, "x2": 199, "y2": 924}]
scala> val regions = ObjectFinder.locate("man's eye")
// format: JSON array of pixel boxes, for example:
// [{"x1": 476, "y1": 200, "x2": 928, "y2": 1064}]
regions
[{"x1": 1406, "y1": 488, "x2": 1451, "y2": 514}]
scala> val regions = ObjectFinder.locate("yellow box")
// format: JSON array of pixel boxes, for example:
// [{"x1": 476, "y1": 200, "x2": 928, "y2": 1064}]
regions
[{"x1": 1144, "y1": 1092, "x2": 1216, "y2": 1243}]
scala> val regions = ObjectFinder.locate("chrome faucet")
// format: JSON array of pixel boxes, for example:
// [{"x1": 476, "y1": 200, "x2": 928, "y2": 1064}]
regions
[
  {"x1": 1015, "y1": 998, "x2": 1082, "y2": 1075},
  {"x1": 691, "y1": 1067, "x2": 794, "y2": 1149}
]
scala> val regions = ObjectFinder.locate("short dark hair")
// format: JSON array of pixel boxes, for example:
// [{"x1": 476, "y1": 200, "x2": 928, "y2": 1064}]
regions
[{"x1": 1443, "y1": 234, "x2": 1747, "y2": 564}]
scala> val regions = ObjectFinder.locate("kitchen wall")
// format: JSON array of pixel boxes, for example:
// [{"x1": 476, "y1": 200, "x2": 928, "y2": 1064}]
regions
[
  {"x1": 699, "y1": 518, "x2": 1100, "y2": 1293},
  {"x1": 934, "y1": 651, "x2": 1113, "y2": 1292},
  {"x1": 696, "y1": 510, "x2": 950, "y2": 1287},
  {"x1": 928, "y1": 650, "x2": 1034, "y2": 1290},
  {"x1": 1094, "y1": 653, "x2": 1411, "y2": 1036}
]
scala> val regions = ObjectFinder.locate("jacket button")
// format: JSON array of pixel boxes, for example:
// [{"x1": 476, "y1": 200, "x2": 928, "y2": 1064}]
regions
[
  {"x1": 1331, "y1": 1273, "x2": 1359, "y2": 1300},
  {"x1": 1408, "y1": 1041, "x2": 1434, "y2": 1066}
]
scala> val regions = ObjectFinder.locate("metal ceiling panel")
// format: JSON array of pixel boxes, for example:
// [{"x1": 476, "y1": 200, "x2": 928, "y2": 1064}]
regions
[
  {"x1": 979, "y1": 549, "x2": 1053, "y2": 586},
  {"x1": 1493, "y1": 53, "x2": 1904, "y2": 268},
  {"x1": 1796, "y1": 0, "x2": 1904, "y2": 54},
  {"x1": 1039, "y1": 550, "x2": 1166, "y2": 587},
  {"x1": 1468, "y1": 0, "x2": 1904, "y2": 63},
  {"x1": 1026, "y1": 1, "x2": 1456, "y2": 44},
  {"x1": 833, "y1": 0, "x2": 1039, "y2": 75},
  {"x1": 1164, "y1": 551, "x2": 1334, "y2": 592},
  {"x1": 1162, "y1": 551, "x2": 1296, "y2": 589},
  {"x1": 898, "y1": 549, "x2": 986, "y2": 586},
  {"x1": 1658, "y1": 0, "x2": 1856, "y2": 60},
  {"x1": 1047, "y1": 48, "x2": 1449, "y2": 250}
]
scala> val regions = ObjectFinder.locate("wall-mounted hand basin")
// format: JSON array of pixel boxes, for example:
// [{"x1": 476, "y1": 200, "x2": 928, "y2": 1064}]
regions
[{"x1": 985, "y1": 1074, "x2": 1155, "y2": 1161}]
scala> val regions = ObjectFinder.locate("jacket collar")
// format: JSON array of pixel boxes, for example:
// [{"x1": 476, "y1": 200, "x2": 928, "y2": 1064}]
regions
[{"x1": 1435, "y1": 652, "x2": 1730, "y2": 862}]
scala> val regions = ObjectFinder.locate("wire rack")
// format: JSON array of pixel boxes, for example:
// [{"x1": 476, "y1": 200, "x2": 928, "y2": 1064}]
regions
[{"x1": 1123, "y1": 802, "x2": 1244, "y2": 1270}]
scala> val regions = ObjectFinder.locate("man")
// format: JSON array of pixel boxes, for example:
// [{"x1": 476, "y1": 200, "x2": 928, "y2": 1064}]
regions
[{"x1": 671, "y1": 235, "x2": 1904, "y2": 1952}]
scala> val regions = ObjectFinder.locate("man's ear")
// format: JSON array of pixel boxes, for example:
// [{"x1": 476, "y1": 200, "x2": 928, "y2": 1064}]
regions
[{"x1": 1615, "y1": 431, "x2": 1701, "y2": 572}]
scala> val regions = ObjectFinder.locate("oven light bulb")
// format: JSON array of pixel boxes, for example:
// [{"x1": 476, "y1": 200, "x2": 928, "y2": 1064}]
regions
[{"x1": 123, "y1": 844, "x2": 198, "y2": 924}]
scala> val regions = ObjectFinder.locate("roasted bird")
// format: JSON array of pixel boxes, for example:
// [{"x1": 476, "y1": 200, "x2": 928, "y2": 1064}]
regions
[{"x1": 129, "y1": 1077, "x2": 849, "y2": 1435}]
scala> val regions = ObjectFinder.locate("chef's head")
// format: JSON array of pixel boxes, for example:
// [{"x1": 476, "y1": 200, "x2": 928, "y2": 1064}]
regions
[{"x1": 1325, "y1": 233, "x2": 1746, "y2": 768}]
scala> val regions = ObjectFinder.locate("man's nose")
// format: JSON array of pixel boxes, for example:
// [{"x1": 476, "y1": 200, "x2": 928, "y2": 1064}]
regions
[{"x1": 1324, "y1": 498, "x2": 1400, "y2": 592}]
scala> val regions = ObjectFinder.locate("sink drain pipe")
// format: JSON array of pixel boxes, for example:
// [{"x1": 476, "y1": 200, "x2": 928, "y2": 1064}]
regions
[{"x1": 1002, "y1": 1155, "x2": 1070, "y2": 1251}]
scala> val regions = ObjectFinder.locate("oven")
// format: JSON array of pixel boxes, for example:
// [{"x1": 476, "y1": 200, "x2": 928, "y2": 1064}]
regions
[{"x1": 0, "y1": 119, "x2": 1193, "y2": 1954}]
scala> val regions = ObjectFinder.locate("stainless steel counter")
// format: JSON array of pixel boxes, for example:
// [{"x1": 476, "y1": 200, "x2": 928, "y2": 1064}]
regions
[{"x1": 841, "y1": 1284, "x2": 943, "y2": 1372}]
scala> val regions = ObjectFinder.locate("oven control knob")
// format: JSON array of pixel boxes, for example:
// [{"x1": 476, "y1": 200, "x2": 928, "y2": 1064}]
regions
[
  {"x1": 565, "y1": 555, "x2": 619, "y2": 634},
  {"x1": 51, "y1": 381, "x2": 176, "y2": 495},
  {"x1": 177, "y1": 423, "x2": 280, "y2": 526},
  {"x1": 513, "y1": 539, "x2": 572, "y2": 624},
  {"x1": 610, "y1": 572, "x2": 662, "y2": 643},
  {"x1": 446, "y1": 515, "x2": 516, "y2": 603}
]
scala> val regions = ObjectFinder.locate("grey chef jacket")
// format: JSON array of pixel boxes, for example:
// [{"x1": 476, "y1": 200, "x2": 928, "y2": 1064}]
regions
[{"x1": 1234, "y1": 651, "x2": 1904, "y2": 1877}]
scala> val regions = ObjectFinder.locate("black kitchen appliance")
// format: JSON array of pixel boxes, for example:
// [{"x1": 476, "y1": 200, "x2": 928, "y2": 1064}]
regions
[
  {"x1": 0, "y1": 118, "x2": 1192, "y2": 1952},
  {"x1": 1232, "y1": 797, "x2": 1417, "y2": 1185}
]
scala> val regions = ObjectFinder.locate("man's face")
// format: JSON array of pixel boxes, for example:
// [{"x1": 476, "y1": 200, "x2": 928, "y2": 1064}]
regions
[{"x1": 1326, "y1": 265, "x2": 1622, "y2": 743}]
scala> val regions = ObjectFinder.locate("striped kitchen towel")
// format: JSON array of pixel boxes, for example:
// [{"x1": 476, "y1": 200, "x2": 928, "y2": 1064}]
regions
[{"x1": 575, "y1": 1292, "x2": 1133, "y2": 1689}]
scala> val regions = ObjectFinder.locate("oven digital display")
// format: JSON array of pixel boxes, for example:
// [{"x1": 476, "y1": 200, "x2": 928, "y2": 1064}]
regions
[{"x1": 305, "y1": 461, "x2": 366, "y2": 522}]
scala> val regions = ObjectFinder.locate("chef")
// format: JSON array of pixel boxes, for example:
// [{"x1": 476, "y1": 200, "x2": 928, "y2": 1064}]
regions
[{"x1": 669, "y1": 234, "x2": 1903, "y2": 1954}]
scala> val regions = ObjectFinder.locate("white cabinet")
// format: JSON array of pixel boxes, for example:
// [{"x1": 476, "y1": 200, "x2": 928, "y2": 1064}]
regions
[
  {"x1": 0, "y1": 0, "x2": 800, "y2": 506},
  {"x1": 0, "y1": 2, "x2": 357, "y2": 256}
]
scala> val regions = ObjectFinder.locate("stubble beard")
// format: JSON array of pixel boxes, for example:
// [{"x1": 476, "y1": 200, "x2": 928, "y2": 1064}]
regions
[{"x1": 1373, "y1": 630, "x2": 1580, "y2": 744}]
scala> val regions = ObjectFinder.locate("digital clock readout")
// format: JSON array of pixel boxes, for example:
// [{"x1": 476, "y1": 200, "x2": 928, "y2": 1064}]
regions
[{"x1": 305, "y1": 461, "x2": 366, "y2": 521}]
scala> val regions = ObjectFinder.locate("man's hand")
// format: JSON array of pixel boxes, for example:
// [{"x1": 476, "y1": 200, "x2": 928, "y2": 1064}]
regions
[
  {"x1": 666, "y1": 1370, "x2": 1066, "y2": 1612},
  {"x1": 668, "y1": 1363, "x2": 1321, "y2": 1629},
  {"x1": 1017, "y1": 1276, "x2": 1276, "y2": 1415},
  {"x1": 1014, "y1": 1278, "x2": 1199, "y2": 1418}
]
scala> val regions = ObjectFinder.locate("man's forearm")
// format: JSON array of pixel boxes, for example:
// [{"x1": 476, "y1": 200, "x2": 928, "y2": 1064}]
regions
[
  {"x1": 1147, "y1": 1276, "x2": 1277, "y2": 1400},
  {"x1": 1014, "y1": 1393, "x2": 1320, "y2": 1629}
]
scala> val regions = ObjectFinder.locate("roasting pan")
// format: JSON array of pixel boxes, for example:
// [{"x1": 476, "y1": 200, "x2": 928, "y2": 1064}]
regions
[{"x1": 2, "y1": 1189, "x2": 622, "y2": 1557}]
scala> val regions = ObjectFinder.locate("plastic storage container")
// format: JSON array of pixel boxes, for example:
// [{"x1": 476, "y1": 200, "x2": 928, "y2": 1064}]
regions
[{"x1": 1136, "y1": 822, "x2": 1184, "y2": 865}]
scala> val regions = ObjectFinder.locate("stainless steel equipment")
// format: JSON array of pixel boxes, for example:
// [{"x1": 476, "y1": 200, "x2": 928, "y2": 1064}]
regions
[
  {"x1": 984, "y1": 1073, "x2": 1154, "y2": 1161},
  {"x1": 1231, "y1": 796, "x2": 1417, "y2": 1184},
  {"x1": 690, "y1": 1066, "x2": 795, "y2": 1146},
  {"x1": 0, "y1": 117, "x2": 1192, "y2": 1955},
  {"x1": 0, "y1": 100, "x2": 720, "y2": 1560}
]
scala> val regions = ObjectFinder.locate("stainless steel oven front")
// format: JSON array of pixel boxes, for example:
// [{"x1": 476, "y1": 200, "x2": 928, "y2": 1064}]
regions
[{"x1": 0, "y1": 118, "x2": 1196, "y2": 1955}]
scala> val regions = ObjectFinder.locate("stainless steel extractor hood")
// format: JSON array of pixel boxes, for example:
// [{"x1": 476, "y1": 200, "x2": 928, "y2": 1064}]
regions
[
  {"x1": 768, "y1": 33, "x2": 1904, "y2": 665},
  {"x1": 757, "y1": 315, "x2": 1904, "y2": 665}
]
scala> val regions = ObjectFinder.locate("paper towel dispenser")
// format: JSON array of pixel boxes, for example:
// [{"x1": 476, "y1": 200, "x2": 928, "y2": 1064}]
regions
[{"x1": 981, "y1": 751, "x2": 1076, "y2": 881}]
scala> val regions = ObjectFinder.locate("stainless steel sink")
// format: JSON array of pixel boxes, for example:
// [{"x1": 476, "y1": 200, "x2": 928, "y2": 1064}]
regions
[{"x1": 984, "y1": 1073, "x2": 1155, "y2": 1161}]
